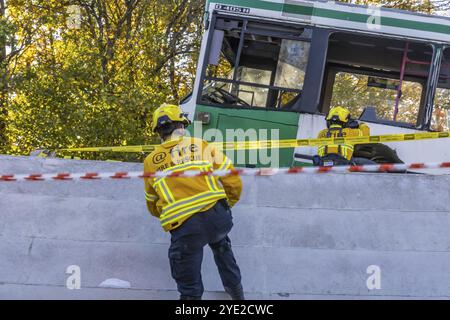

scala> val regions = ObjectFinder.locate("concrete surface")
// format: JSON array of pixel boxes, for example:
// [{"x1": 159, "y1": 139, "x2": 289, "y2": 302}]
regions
[{"x1": 1, "y1": 155, "x2": 450, "y2": 300}]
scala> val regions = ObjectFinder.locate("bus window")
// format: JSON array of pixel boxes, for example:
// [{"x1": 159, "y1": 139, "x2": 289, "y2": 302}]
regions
[
  {"x1": 322, "y1": 32, "x2": 433, "y2": 128},
  {"x1": 432, "y1": 48, "x2": 450, "y2": 132},
  {"x1": 201, "y1": 17, "x2": 311, "y2": 109},
  {"x1": 331, "y1": 72, "x2": 423, "y2": 125},
  {"x1": 235, "y1": 67, "x2": 272, "y2": 107}
]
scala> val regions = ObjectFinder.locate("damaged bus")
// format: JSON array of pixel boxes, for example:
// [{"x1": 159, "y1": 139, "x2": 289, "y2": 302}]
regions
[{"x1": 181, "y1": 0, "x2": 450, "y2": 168}]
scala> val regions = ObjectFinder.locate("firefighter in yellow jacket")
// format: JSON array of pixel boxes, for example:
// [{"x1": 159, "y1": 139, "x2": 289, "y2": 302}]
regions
[
  {"x1": 144, "y1": 103, "x2": 244, "y2": 300},
  {"x1": 314, "y1": 106, "x2": 372, "y2": 166}
]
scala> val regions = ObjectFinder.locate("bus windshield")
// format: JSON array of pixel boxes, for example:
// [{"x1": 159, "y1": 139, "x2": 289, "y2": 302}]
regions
[{"x1": 201, "y1": 17, "x2": 311, "y2": 110}]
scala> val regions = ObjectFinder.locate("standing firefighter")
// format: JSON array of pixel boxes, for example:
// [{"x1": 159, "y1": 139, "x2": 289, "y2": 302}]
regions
[
  {"x1": 314, "y1": 106, "x2": 371, "y2": 166},
  {"x1": 144, "y1": 104, "x2": 244, "y2": 300}
]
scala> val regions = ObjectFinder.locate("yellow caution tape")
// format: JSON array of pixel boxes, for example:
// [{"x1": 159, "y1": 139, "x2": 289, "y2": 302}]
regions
[
  {"x1": 59, "y1": 131, "x2": 450, "y2": 153},
  {"x1": 60, "y1": 145, "x2": 156, "y2": 153}
]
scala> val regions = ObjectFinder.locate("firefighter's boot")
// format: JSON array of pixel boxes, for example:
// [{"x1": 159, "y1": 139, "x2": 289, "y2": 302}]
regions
[{"x1": 225, "y1": 283, "x2": 245, "y2": 300}]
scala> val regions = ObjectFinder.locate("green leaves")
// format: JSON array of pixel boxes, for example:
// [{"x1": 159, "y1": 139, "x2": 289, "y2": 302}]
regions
[{"x1": 1, "y1": 0, "x2": 204, "y2": 161}]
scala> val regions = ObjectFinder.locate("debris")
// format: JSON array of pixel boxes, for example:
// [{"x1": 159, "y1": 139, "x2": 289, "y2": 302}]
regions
[{"x1": 99, "y1": 278, "x2": 131, "y2": 289}]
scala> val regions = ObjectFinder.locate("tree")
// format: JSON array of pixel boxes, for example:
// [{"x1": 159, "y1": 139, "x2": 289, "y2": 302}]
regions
[
  {"x1": 0, "y1": 0, "x2": 41, "y2": 149},
  {"x1": 2, "y1": 0, "x2": 204, "y2": 161},
  {"x1": 344, "y1": 0, "x2": 434, "y2": 13},
  {"x1": 432, "y1": 0, "x2": 450, "y2": 13}
]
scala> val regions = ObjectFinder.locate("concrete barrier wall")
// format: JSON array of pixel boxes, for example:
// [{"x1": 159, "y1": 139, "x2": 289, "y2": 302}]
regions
[{"x1": 1, "y1": 155, "x2": 450, "y2": 299}]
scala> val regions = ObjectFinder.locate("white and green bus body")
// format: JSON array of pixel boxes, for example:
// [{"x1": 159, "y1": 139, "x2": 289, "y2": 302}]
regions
[{"x1": 182, "y1": 0, "x2": 450, "y2": 168}]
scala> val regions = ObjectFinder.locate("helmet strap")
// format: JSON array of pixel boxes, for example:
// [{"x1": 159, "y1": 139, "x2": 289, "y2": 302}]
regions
[{"x1": 158, "y1": 122, "x2": 185, "y2": 141}]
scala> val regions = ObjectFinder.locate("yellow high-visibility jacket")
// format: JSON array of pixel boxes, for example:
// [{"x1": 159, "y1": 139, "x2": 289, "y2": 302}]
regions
[
  {"x1": 144, "y1": 136, "x2": 242, "y2": 232},
  {"x1": 317, "y1": 123, "x2": 370, "y2": 160}
]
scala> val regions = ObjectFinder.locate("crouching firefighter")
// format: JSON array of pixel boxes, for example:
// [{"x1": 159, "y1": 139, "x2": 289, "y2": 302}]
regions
[
  {"x1": 314, "y1": 106, "x2": 374, "y2": 166},
  {"x1": 144, "y1": 103, "x2": 245, "y2": 300}
]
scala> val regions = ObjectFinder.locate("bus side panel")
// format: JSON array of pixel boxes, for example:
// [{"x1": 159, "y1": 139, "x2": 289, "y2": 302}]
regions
[{"x1": 191, "y1": 105, "x2": 300, "y2": 168}]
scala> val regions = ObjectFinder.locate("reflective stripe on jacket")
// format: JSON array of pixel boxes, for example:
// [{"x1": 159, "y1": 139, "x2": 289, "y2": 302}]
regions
[
  {"x1": 317, "y1": 123, "x2": 370, "y2": 161},
  {"x1": 144, "y1": 137, "x2": 242, "y2": 232}
]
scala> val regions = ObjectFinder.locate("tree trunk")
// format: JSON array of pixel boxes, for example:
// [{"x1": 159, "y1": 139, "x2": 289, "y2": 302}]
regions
[{"x1": 0, "y1": 0, "x2": 8, "y2": 149}]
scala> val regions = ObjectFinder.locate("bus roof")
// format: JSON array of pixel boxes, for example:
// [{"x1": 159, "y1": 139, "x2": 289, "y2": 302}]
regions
[{"x1": 208, "y1": 0, "x2": 450, "y2": 44}]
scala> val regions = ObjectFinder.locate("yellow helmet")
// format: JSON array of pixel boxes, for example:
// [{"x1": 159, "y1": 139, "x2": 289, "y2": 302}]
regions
[
  {"x1": 151, "y1": 103, "x2": 191, "y2": 133},
  {"x1": 326, "y1": 106, "x2": 351, "y2": 124}
]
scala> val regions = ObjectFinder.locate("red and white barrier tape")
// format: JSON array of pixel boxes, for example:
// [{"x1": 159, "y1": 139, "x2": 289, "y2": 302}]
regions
[{"x1": 1, "y1": 162, "x2": 449, "y2": 182}]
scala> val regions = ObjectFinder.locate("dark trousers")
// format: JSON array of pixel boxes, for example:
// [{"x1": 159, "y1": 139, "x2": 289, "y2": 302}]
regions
[{"x1": 168, "y1": 201, "x2": 242, "y2": 299}]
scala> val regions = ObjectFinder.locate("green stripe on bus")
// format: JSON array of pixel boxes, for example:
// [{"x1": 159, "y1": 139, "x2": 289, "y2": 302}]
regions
[
  {"x1": 311, "y1": 7, "x2": 450, "y2": 35},
  {"x1": 209, "y1": 0, "x2": 450, "y2": 36}
]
